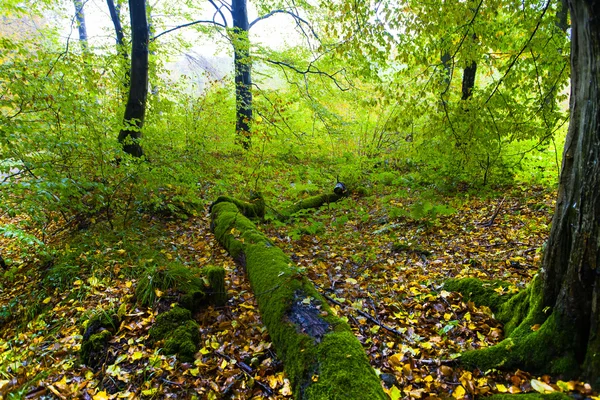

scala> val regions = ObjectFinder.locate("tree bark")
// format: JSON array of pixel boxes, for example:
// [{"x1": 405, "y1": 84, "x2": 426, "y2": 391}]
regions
[
  {"x1": 461, "y1": 61, "x2": 477, "y2": 100},
  {"x1": 232, "y1": 0, "x2": 253, "y2": 150},
  {"x1": 73, "y1": 0, "x2": 88, "y2": 52},
  {"x1": 540, "y1": 0, "x2": 600, "y2": 385},
  {"x1": 117, "y1": 0, "x2": 148, "y2": 158},
  {"x1": 210, "y1": 201, "x2": 387, "y2": 399}
]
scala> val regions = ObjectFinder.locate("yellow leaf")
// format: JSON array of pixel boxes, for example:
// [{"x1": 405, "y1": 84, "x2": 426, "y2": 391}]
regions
[
  {"x1": 452, "y1": 385, "x2": 466, "y2": 399},
  {"x1": 189, "y1": 368, "x2": 199, "y2": 377},
  {"x1": 531, "y1": 324, "x2": 541, "y2": 331},
  {"x1": 154, "y1": 288, "x2": 163, "y2": 298},
  {"x1": 531, "y1": 379, "x2": 555, "y2": 393},
  {"x1": 132, "y1": 351, "x2": 143, "y2": 361},
  {"x1": 220, "y1": 359, "x2": 228, "y2": 369},
  {"x1": 444, "y1": 313, "x2": 452, "y2": 321},
  {"x1": 388, "y1": 353, "x2": 403, "y2": 368},
  {"x1": 43, "y1": 297, "x2": 52, "y2": 304},
  {"x1": 125, "y1": 281, "x2": 132, "y2": 288},
  {"x1": 386, "y1": 385, "x2": 402, "y2": 400},
  {"x1": 116, "y1": 249, "x2": 126, "y2": 255},
  {"x1": 345, "y1": 278, "x2": 358, "y2": 285},
  {"x1": 141, "y1": 388, "x2": 158, "y2": 396},
  {"x1": 93, "y1": 391, "x2": 110, "y2": 400},
  {"x1": 85, "y1": 370, "x2": 95, "y2": 380},
  {"x1": 73, "y1": 280, "x2": 82, "y2": 286},
  {"x1": 496, "y1": 383, "x2": 508, "y2": 393}
]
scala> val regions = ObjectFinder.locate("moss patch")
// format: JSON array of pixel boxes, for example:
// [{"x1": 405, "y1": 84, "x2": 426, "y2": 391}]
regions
[
  {"x1": 211, "y1": 201, "x2": 386, "y2": 399},
  {"x1": 456, "y1": 276, "x2": 581, "y2": 379},
  {"x1": 149, "y1": 306, "x2": 200, "y2": 362},
  {"x1": 443, "y1": 277, "x2": 514, "y2": 313}
]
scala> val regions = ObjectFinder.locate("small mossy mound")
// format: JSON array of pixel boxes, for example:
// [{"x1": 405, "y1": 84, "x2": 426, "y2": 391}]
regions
[
  {"x1": 80, "y1": 311, "x2": 120, "y2": 369},
  {"x1": 211, "y1": 201, "x2": 386, "y2": 399},
  {"x1": 443, "y1": 277, "x2": 515, "y2": 313},
  {"x1": 149, "y1": 306, "x2": 200, "y2": 362}
]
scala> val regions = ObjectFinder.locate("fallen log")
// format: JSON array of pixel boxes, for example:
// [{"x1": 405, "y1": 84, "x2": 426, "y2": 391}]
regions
[{"x1": 210, "y1": 201, "x2": 386, "y2": 399}]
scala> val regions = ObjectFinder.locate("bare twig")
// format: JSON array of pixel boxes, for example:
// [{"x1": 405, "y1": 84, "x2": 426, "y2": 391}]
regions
[
  {"x1": 480, "y1": 197, "x2": 506, "y2": 227},
  {"x1": 152, "y1": 19, "x2": 225, "y2": 41},
  {"x1": 214, "y1": 351, "x2": 273, "y2": 396}
]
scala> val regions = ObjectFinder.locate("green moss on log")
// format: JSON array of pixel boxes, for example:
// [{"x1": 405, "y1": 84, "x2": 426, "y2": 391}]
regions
[
  {"x1": 149, "y1": 306, "x2": 200, "y2": 362},
  {"x1": 211, "y1": 201, "x2": 386, "y2": 399},
  {"x1": 209, "y1": 192, "x2": 265, "y2": 220},
  {"x1": 282, "y1": 193, "x2": 346, "y2": 217}
]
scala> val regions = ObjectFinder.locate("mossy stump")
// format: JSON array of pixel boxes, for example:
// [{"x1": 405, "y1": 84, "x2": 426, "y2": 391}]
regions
[
  {"x1": 203, "y1": 265, "x2": 227, "y2": 306},
  {"x1": 148, "y1": 306, "x2": 200, "y2": 362},
  {"x1": 211, "y1": 201, "x2": 386, "y2": 400},
  {"x1": 80, "y1": 311, "x2": 120, "y2": 369}
]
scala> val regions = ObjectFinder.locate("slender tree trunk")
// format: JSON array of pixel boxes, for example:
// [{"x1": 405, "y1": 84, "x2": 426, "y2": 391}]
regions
[
  {"x1": 540, "y1": 0, "x2": 600, "y2": 385},
  {"x1": 461, "y1": 61, "x2": 477, "y2": 100},
  {"x1": 73, "y1": 0, "x2": 88, "y2": 52},
  {"x1": 106, "y1": 0, "x2": 129, "y2": 101},
  {"x1": 106, "y1": 0, "x2": 127, "y2": 59},
  {"x1": 232, "y1": 0, "x2": 253, "y2": 150},
  {"x1": 117, "y1": 0, "x2": 148, "y2": 157}
]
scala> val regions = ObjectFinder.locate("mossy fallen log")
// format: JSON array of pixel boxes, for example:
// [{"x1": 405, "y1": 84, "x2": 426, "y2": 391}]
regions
[
  {"x1": 209, "y1": 192, "x2": 265, "y2": 220},
  {"x1": 281, "y1": 192, "x2": 346, "y2": 217},
  {"x1": 210, "y1": 201, "x2": 386, "y2": 400}
]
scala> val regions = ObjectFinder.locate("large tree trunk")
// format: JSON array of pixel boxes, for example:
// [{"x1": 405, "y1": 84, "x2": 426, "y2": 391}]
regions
[
  {"x1": 210, "y1": 201, "x2": 386, "y2": 399},
  {"x1": 232, "y1": 0, "x2": 253, "y2": 150},
  {"x1": 73, "y1": 0, "x2": 88, "y2": 52},
  {"x1": 117, "y1": 0, "x2": 148, "y2": 158},
  {"x1": 540, "y1": 0, "x2": 600, "y2": 385},
  {"x1": 449, "y1": 0, "x2": 600, "y2": 388}
]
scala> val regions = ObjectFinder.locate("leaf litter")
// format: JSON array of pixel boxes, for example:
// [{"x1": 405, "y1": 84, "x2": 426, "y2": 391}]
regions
[{"x1": 0, "y1": 185, "x2": 597, "y2": 399}]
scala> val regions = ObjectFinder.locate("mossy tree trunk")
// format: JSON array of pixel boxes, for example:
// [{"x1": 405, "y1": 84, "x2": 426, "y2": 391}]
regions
[
  {"x1": 455, "y1": 0, "x2": 600, "y2": 387},
  {"x1": 539, "y1": 0, "x2": 600, "y2": 384},
  {"x1": 232, "y1": 0, "x2": 253, "y2": 150},
  {"x1": 210, "y1": 201, "x2": 386, "y2": 399}
]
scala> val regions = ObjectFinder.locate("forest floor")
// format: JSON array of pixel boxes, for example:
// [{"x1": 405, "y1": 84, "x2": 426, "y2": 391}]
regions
[{"x1": 0, "y1": 182, "x2": 597, "y2": 399}]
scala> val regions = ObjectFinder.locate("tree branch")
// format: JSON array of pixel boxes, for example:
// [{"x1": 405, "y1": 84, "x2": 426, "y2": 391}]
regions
[
  {"x1": 208, "y1": 0, "x2": 228, "y2": 27},
  {"x1": 249, "y1": 9, "x2": 319, "y2": 40},
  {"x1": 485, "y1": 0, "x2": 552, "y2": 104},
  {"x1": 266, "y1": 59, "x2": 349, "y2": 91},
  {"x1": 152, "y1": 19, "x2": 225, "y2": 41}
]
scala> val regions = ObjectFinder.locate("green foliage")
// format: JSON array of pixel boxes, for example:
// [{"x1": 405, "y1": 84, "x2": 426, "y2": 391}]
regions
[{"x1": 148, "y1": 306, "x2": 200, "y2": 362}]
